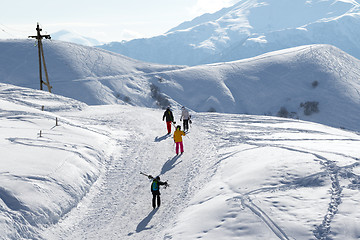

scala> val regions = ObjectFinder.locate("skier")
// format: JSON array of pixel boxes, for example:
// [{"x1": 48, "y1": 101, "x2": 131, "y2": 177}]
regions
[
  {"x1": 163, "y1": 107, "x2": 175, "y2": 134},
  {"x1": 173, "y1": 125, "x2": 186, "y2": 155},
  {"x1": 180, "y1": 106, "x2": 191, "y2": 132},
  {"x1": 149, "y1": 175, "x2": 168, "y2": 209}
]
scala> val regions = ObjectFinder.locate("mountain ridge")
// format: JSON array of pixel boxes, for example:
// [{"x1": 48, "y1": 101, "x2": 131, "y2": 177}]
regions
[
  {"x1": 1, "y1": 39, "x2": 360, "y2": 131},
  {"x1": 99, "y1": 0, "x2": 360, "y2": 66}
]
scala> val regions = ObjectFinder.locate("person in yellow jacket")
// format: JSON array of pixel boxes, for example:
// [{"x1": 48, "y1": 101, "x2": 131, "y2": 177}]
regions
[{"x1": 173, "y1": 125, "x2": 186, "y2": 155}]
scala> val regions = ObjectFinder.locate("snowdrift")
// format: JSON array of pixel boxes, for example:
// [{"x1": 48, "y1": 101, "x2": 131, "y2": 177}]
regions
[{"x1": 0, "y1": 83, "x2": 109, "y2": 239}]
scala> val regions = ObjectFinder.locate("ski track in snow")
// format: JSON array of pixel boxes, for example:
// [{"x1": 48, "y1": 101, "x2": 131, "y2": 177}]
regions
[
  {"x1": 200, "y1": 114, "x2": 360, "y2": 240},
  {"x1": 40, "y1": 109, "x2": 360, "y2": 239}
]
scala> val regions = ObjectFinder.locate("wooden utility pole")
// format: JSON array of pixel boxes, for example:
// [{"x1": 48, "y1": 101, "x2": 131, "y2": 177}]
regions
[{"x1": 28, "y1": 23, "x2": 52, "y2": 93}]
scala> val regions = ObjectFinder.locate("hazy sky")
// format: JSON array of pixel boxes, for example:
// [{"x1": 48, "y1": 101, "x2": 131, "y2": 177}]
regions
[{"x1": 0, "y1": 0, "x2": 238, "y2": 43}]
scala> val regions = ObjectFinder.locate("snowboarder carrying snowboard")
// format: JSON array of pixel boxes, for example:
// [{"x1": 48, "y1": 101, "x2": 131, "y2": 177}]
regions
[
  {"x1": 173, "y1": 125, "x2": 186, "y2": 155},
  {"x1": 149, "y1": 175, "x2": 168, "y2": 209},
  {"x1": 180, "y1": 106, "x2": 191, "y2": 132},
  {"x1": 163, "y1": 107, "x2": 175, "y2": 134}
]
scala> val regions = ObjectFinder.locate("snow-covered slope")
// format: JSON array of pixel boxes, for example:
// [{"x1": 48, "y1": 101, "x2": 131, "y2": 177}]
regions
[
  {"x1": 99, "y1": 0, "x2": 360, "y2": 66},
  {"x1": 0, "y1": 39, "x2": 185, "y2": 105},
  {"x1": 153, "y1": 44, "x2": 360, "y2": 132},
  {"x1": 1, "y1": 40, "x2": 360, "y2": 132},
  {"x1": 2, "y1": 83, "x2": 359, "y2": 239},
  {"x1": 0, "y1": 83, "x2": 109, "y2": 239}
]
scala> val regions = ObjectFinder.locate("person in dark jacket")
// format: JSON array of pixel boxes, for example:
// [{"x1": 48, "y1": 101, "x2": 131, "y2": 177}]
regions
[
  {"x1": 162, "y1": 107, "x2": 174, "y2": 134},
  {"x1": 149, "y1": 175, "x2": 168, "y2": 209}
]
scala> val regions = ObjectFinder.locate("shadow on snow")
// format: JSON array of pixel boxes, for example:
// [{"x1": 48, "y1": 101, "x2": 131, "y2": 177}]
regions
[
  {"x1": 154, "y1": 134, "x2": 171, "y2": 142},
  {"x1": 160, "y1": 155, "x2": 182, "y2": 175},
  {"x1": 135, "y1": 208, "x2": 159, "y2": 233}
]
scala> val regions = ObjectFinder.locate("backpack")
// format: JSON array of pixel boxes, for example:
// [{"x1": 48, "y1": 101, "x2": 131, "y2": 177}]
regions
[{"x1": 152, "y1": 180, "x2": 159, "y2": 191}]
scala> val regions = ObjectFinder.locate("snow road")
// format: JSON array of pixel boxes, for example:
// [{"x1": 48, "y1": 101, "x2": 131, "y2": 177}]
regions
[
  {"x1": 41, "y1": 105, "x2": 218, "y2": 239},
  {"x1": 41, "y1": 105, "x2": 360, "y2": 240}
]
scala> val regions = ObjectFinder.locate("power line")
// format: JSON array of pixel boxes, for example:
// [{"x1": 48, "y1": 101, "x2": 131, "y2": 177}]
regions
[
  {"x1": 0, "y1": 25, "x2": 17, "y2": 38},
  {"x1": 0, "y1": 23, "x2": 33, "y2": 33}
]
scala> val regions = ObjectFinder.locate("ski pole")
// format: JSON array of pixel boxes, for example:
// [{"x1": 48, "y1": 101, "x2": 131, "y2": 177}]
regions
[
  {"x1": 140, "y1": 172, "x2": 148, "y2": 176},
  {"x1": 140, "y1": 172, "x2": 154, "y2": 179}
]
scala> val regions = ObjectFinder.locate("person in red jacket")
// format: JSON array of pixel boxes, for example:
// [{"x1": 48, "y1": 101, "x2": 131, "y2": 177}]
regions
[
  {"x1": 173, "y1": 125, "x2": 186, "y2": 155},
  {"x1": 162, "y1": 107, "x2": 174, "y2": 134}
]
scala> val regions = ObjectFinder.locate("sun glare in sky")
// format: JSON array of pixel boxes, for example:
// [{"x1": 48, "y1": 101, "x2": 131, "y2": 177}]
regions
[{"x1": 0, "y1": 0, "x2": 238, "y2": 42}]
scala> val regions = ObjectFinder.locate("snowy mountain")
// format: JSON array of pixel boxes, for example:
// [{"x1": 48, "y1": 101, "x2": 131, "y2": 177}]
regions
[
  {"x1": 0, "y1": 39, "x2": 185, "y2": 106},
  {"x1": 51, "y1": 30, "x2": 103, "y2": 47},
  {"x1": 1, "y1": 83, "x2": 360, "y2": 239},
  {"x1": 2, "y1": 2, "x2": 360, "y2": 239},
  {"x1": 1, "y1": 39, "x2": 360, "y2": 132},
  {"x1": 99, "y1": 0, "x2": 360, "y2": 66}
]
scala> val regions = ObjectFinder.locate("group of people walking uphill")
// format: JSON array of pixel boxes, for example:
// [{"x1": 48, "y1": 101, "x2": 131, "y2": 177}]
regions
[
  {"x1": 162, "y1": 106, "x2": 191, "y2": 134},
  {"x1": 162, "y1": 106, "x2": 191, "y2": 155},
  {"x1": 144, "y1": 106, "x2": 191, "y2": 209}
]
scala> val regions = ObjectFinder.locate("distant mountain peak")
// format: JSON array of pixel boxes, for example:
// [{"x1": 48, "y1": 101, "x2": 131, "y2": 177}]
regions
[
  {"x1": 51, "y1": 30, "x2": 102, "y2": 46},
  {"x1": 99, "y1": 0, "x2": 360, "y2": 66}
]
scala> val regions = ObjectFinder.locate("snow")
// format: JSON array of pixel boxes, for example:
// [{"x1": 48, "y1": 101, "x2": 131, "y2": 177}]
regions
[
  {"x1": 1, "y1": 40, "x2": 360, "y2": 132},
  {"x1": 1, "y1": 29, "x2": 360, "y2": 239},
  {"x1": 99, "y1": 0, "x2": 360, "y2": 66},
  {"x1": 1, "y1": 82, "x2": 360, "y2": 239},
  {"x1": 0, "y1": 85, "x2": 109, "y2": 239},
  {"x1": 0, "y1": 39, "x2": 186, "y2": 106}
]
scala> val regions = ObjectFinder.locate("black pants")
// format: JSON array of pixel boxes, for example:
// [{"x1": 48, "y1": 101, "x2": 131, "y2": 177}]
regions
[
  {"x1": 152, "y1": 192, "x2": 161, "y2": 209},
  {"x1": 183, "y1": 119, "x2": 189, "y2": 131}
]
